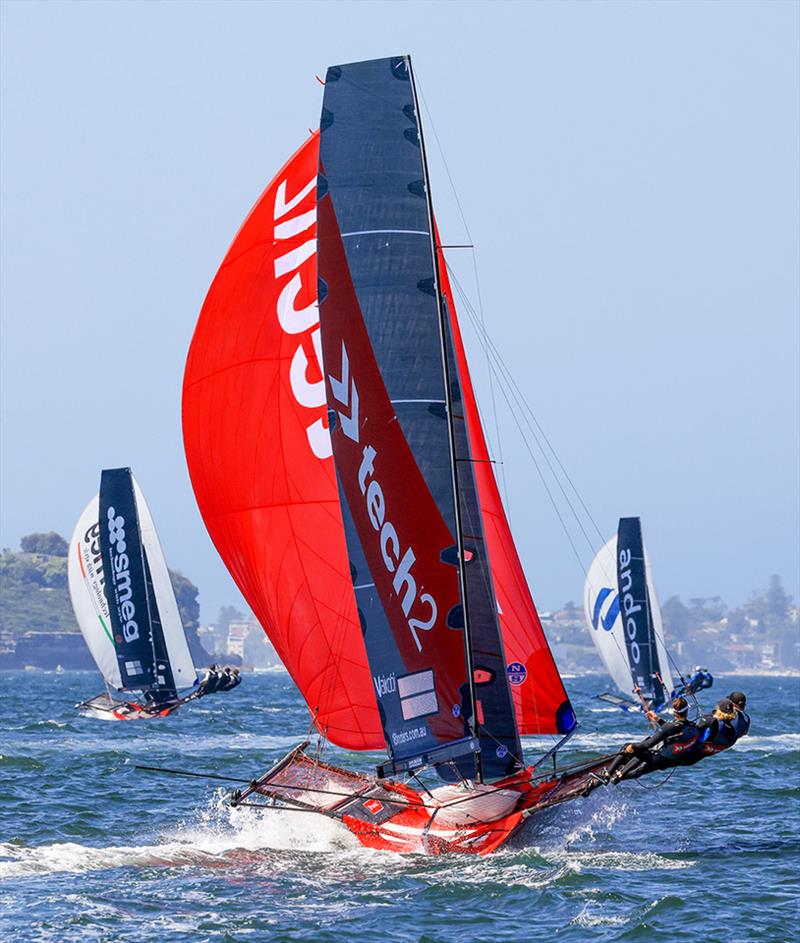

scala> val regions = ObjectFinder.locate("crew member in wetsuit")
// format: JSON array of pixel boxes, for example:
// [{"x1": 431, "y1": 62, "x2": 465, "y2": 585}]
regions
[
  {"x1": 197, "y1": 665, "x2": 220, "y2": 696},
  {"x1": 728, "y1": 691, "x2": 750, "y2": 739},
  {"x1": 696, "y1": 697, "x2": 739, "y2": 756},
  {"x1": 603, "y1": 696, "x2": 707, "y2": 786},
  {"x1": 218, "y1": 667, "x2": 236, "y2": 691}
]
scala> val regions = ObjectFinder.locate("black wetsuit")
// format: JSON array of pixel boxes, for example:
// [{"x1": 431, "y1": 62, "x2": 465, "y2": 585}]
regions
[
  {"x1": 199, "y1": 670, "x2": 221, "y2": 695},
  {"x1": 609, "y1": 716, "x2": 707, "y2": 781}
]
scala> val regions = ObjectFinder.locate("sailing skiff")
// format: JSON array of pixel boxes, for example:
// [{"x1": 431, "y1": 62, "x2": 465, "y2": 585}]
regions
[
  {"x1": 70, "y1": 468, "x2": 201, "y2": 719},
  {"x1": 183, "y1": 55, "x2": 618, "y2": 853}
]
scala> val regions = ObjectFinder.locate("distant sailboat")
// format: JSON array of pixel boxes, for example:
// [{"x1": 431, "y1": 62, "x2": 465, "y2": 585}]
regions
[
  {"x1": 69, "y1": 468, "x2": 201, "y2": 719},
  {"x1": 182, "y1": 55, "x2": 623, "y2": 854},
  {"x1": 583, "y1": 517, "x2": 713, "y2": 713}
]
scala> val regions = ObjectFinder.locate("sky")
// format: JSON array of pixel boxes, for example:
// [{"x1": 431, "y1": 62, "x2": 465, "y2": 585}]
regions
[{"x1": 1, "y1": 0, "x2": 798, "y2": 623}]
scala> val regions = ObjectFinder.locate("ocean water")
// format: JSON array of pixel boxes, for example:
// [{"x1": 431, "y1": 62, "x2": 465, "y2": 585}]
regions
[{"x1": 1, "y1": 670, "x2": 797, "y2": 943}]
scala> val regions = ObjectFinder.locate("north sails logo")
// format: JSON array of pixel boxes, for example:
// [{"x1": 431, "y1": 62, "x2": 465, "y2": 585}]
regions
[
  {"x1": 106, "y1": 507, "x2": 140, "y2": 643},
  {"x1": 329, "y1": 341, "x2": 438, "y2": 653}
]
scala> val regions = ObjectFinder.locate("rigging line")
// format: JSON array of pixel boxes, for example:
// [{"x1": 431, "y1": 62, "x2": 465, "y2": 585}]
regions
[
  {"x1": 418, "y1": 77, "x2": 604, "y2": 555},
  {"x1": 491, "y1": 353, "x2": 588, "y2": 575},
  {"x1": 445, "y1": 263, "x2": 607, "y2": 554},
  {"x1": 447, "y1": 265, "x2": 598, "y2": 566},
  {"x1": 416, "y1": 78, "x2": 512, "y2": 521},
  {"x1": 416, "y1": 75, "x2": 684, "y2": 709},
  {"x1": 448, "y1": 279, "x2": 644, "y2": 699},
  {"x1": 458, "y1": 285, "x2": 597, "y2": 556}
]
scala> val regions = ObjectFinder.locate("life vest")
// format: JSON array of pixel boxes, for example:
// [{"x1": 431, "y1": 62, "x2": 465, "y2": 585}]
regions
[
  {"x1": 732, "y1": 710, "x2": 750, "y2": 738},
  {"x1": 700, "y1": 718, "x2": 737, "y2": 755},
  {"x1": 663, "y1": 721, "x2": 703, "y2": 757}
]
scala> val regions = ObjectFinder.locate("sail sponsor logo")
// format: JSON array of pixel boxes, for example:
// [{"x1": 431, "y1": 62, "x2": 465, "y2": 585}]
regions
[
  {"x1": 390, "y1": 725, "x2": 427, "y2": 747},
  {"x1": 618, "y1": 547, "x2": 642, "y2": 665},
  {"x1": 273, "y1": 166, "x2": 331, "y2": 461},
  {"x1": 591, "y1": 587, "x2": 620, "y2": 631},
  {"x1": 106, "y1": 507, "x2": 140, "y2": 644},
  {"x1": 329, "y1": 340, "x2": 440, "y2": 654},
  {"x1": 81, "y1": 522, "x2": 105, "y2": 589},
  {"x1": 373, "y1": 672, "x2": 397, "y2": 699},
  {"x1": 507, "y1": 662, "x2": 527, "y2": 685},
  {"x1": 357, "y1": 443, "x2": 438, "y2": 652}
]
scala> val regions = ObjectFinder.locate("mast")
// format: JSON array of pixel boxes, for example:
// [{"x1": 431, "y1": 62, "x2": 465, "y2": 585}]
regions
[{"x1": 406, "y1": 56, "x2": 482, "y2": 781}]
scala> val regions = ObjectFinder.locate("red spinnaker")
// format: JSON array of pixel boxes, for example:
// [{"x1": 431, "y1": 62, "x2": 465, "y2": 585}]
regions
[
  {"x1": 437, "y1": 247, "x2": 572, "y2": 734},
  {"x1": 183, "y1": 132, "x2": 569, "y2": 747},
  {"x1": 182, "y1": 133, "x2": 382, "y2": 750}
]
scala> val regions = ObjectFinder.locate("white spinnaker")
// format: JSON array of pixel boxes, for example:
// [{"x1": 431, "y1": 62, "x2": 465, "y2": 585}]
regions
[
  {"x1": 68, "y1": 496, "x2": 122, "y2": 689},
  {"x1": 583, "y1": 533, "x2": 637, "y2": 699},
  {"x1": 133, "y1": 480, "x2": 197, "y2": 690},
  {"x1": 645, "y1": 547, "x2": 674, "y2": 696}
]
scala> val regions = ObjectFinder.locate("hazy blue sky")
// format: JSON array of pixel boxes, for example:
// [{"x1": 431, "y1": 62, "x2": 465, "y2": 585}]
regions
[{"x1": 2, "y1": 0, "x2": 798, "y2": 622}]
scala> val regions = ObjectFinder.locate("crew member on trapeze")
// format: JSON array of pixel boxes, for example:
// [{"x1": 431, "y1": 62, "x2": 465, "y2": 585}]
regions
[
  {"x1": 728, "y1": 690, "x2": 750, "y2": 738},
  {"x1": 583, "y1": 693, "x2": 747, "y2": 794},
  {"x1": 196, "y1": 664, "x2": 242, "y2": 697}
]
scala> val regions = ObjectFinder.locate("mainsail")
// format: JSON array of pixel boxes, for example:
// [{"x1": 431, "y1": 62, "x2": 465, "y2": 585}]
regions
[
  {"x1": 318, "y1": 55, "x2": 529, "y2": 781},
  {"x1": 583, "y1": 517, "x2": 673, "y2": 708},
  {"x1": 69, "y1": 469, "x2": 196, "y2": 694}
]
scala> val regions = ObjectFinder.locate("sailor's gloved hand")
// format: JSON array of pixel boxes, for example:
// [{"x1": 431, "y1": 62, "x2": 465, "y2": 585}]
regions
[{"x1": 624, "y1": 744, "x2": 634, "y2": 754}]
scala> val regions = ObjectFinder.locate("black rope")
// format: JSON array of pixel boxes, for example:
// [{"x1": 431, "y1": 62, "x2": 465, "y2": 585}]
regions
[{"x1": 135, "y1": 764, "x2": 249, "y2": 784}]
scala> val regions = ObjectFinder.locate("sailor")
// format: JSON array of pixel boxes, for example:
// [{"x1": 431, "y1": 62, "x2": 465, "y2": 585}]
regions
[
  {"x1": 583, "y1": 697, "x2": 706, "y2": 792},
  {"x1": 696, "y1": 697, "x2": 739, "y2": 756},
  {"x1": 198, "y1": 665, "x2": 221, "y2": 696},
  {"x1": 728, "y1": 691, "x2": 750, "y2": 739},
  {"x1": 217, "y1": 666, "x2": 242, "y2": 691}
]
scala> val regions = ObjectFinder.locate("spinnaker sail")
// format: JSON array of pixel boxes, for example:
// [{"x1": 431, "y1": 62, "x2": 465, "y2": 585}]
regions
[
  {"x1": 583, "y1": 517, "x2": 674, "y2": 709},
  {"x1": 69, "y1": 495, "x2": 121, "y2": 690},
  {"x1": 182, "y1": 133, "x2": 383, "y2": 752}
]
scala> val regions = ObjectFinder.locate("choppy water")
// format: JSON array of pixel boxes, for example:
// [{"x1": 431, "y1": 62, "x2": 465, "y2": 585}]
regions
[{"x1": 1, "y1": 670, "x2": 797, "y2": 942}]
